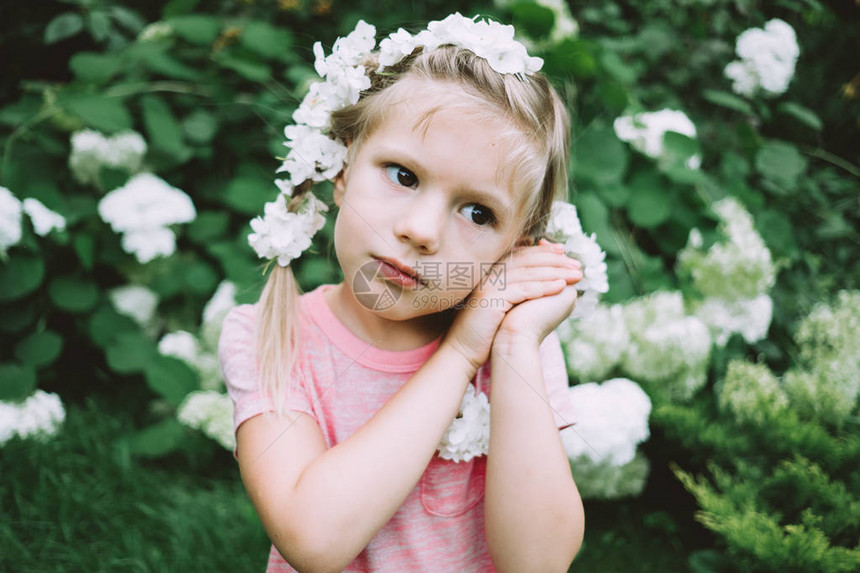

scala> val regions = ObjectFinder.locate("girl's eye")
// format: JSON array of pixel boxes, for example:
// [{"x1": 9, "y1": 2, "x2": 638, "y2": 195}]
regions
[
  {"x1": 461, "y1": 204, "x2": 497, "y2": 227},
  {"x1": 385, "y1": 165, "x2": 418, "y2": 188}
]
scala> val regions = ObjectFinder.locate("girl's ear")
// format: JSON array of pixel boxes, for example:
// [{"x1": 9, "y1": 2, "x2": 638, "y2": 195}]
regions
[{"x1": 333, "y1": 164, "x2": 349, "y2": 207}]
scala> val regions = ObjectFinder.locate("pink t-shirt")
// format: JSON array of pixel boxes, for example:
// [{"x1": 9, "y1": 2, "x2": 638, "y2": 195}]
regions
[{"x1": 219, "y1": 283, "x2": 576, "y2": 572}]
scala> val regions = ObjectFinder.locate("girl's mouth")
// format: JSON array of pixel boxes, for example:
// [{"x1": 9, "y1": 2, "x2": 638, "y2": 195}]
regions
[{"x1": 375, "y1": 257, "x2": 424, "y2": 288}]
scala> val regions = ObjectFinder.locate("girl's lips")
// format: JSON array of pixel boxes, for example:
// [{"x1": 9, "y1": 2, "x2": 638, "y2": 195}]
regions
[{"x1": 375, "y1": 257, "x2": 424, "y2": 287}]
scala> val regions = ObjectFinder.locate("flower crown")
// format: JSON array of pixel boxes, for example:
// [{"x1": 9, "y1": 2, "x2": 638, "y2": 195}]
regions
[{"x1": 247, "y1": 13, "x2": 543, "y2": 267}]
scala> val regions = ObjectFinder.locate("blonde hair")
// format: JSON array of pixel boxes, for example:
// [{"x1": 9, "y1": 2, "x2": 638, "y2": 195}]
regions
[{"x1": 256, "y1": 44, "x2": 571, "y2": 417}]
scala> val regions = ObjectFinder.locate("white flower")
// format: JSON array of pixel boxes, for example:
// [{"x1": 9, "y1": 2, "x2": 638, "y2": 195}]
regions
[
  {"x1": 279, "y1": 125, "x2": 349, "y2": 185},
  {"x1": 622, "y1": 292, "x2": 712, "y2": 402},
  {"x1": 22, "y1": 198, "x2": 66, "y2": 237},
  {"x1": 248, "y1": 192, "x2": 329, "y2": 267},
  {"x1": 614, "y1": 109, "x2": 701, "y2": 169},
  {"x1": 717, "y1": 360, "x2": 788, "y2": 425},
  {"x1": 694, "y1": 294, "x2": 773, "y2": 347},
  {"x1": 109, "y1": 284, "x2": 159, "y2": 327},
  {"x1": 568, "y1": 451, "x2": 650, "y2": 500},
  {"x1": 201, "y1": 281, "x2": 238, "y2": 350},
  {"x1": 178, "y1": 390, "x2": 235, "y2": 450},
  {"x1": 121, "y1": 227, "x2": 178, "y2": 264},
  {"x1": 98, "y1": 173, "x2": 196, "y2": 263},
  {"x1": 0, "y1": 185, "x2": 23, "y2": 255},
  {"x1": 69, "y1": 129, "x2": 147, "y2": 186},
  {"x1": 678, "y1": 197, "x2": 775, "y2": 303},
  {"x1": 158, "y1": 330, "x2": 199, "y2": 365},
  {"x1": 561, "y1": 378, "x2": 651, "y2": 466},
  {"x1": 10, "y1": 390, "x2": 66, "y2": 441},
  {"x1": 437, "y1": 384, "x2": 490, "y2": 462},
  {"x1": 0, "y1": 401, "x2": 18, "y2": 446},
  {"x1": 377, "y1": 28, "x2": 419, "y2": 68},
  {"x1": 545, "y1": 201, "x2": 583, "y2": 239},
  {"x1": 725, "y1": 19, "x2": 799, "y2": 98},
  {"x1": 559, "y1": 304, "x2": 629, "y2": 382},
  {"x1": 292, "y1": 82, "x2": 335, "y2": 130},
  {"x1": 544, "y1": 201, "x2": 609, "y2": 320}
]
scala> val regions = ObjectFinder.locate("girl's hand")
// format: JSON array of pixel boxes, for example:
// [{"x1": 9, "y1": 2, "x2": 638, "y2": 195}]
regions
[{"x1": 442, "y1": 239, "x2": 582, "y2": 370}]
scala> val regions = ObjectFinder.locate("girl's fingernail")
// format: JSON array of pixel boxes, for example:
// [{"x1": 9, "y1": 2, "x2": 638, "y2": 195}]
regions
[{"x1": 552, "y1": 242, "x2": 565, "y2": 252}]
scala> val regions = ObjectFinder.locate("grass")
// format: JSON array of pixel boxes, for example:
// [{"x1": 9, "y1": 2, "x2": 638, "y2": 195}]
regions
[
  {"x1": 1, "y1": 399, "x2": 270, "y2": 573},
  {"x1": 2, "y1": 398, "x2": 711, "y2": 572}
]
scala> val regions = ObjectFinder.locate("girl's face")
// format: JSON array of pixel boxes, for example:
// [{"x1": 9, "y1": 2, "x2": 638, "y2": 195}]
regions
[{"x1": 332, "y1": 80, "x2": 529, "y2": 322}]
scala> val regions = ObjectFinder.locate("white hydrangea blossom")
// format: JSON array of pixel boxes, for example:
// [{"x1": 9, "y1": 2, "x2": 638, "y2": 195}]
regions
[
  {"x1": 568, "y1": 451, "x2": 650, "y2": 500},
  {"x1": 437, "y1": 384, "x2": 490, "y2": 462},
  {"x1": 98, "y1": 173, "x2": 196, "y2": 263},
  {"x1": 783, "y1": 291, "x2": 860, "y2": 424},
  {"x1": 0, "y1": 390, "x2": 66, "y2": 446},
  {"x1": 158, "y1": 331, "x2": 199, "y2": 365},
  {"x1": 177, "y1": 390, "x2": 235, "y2": 450},
  {"x1": 679, "y1": 197, "x2": 776, "y2": 346},
  {"x1": 249, "y1": 192, "x2": 328, "y2": 267},
  {"x1": 69, "y1": 129, "x2": 147, "y2": 186},
  {"x1": 544, "y1": 201, "x2": 609, "y2": 320},
  {"x1": 561, "y1": 378, "x2": 652, "y2": 467},
  {"x1": 622, "y1": 292, "x2": 711, "y2": 402},
  {"x1": 109, "y1": 284, "x2": 159, "y2": 327},
  {"x1": 694, "y1": 294, "x2": 773, "y2": 347},
  {"x1": 0, "y1": 185, "x2": 23, "y2": 256},
  {"x1": 558, "y1": 304, "x2": 629, "y2": 382},
  {"x1": 724, "y1": 19, "x2": 799, "y2": 98},
  {"x1": 613, "y1": 109, "x2": 701, "y2": 169},
  {"x1": 257, "y1": 14, "x2": 543, "y2": 267},
  {"x1": 22, "y1": 198, "x2": 66, "y2": 237},
  {"x1": 717, "y1": 360, "x2": 788, "y2": 425},
  {"x1": 201, "y1": 281, "x2": 238, "y2": 350}
]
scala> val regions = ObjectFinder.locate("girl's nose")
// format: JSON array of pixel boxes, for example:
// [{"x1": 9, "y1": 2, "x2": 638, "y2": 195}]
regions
[{"x1": 393, "y1": 194, "x2": 445, "y2": 254}]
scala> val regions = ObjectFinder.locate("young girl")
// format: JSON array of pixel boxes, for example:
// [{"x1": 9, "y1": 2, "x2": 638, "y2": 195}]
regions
[{"x1": 220, "y1": 14, "x2": 585, "y2": 572}]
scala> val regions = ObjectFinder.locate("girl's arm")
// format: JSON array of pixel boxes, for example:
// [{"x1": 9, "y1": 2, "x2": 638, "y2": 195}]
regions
[
  {"x1": 237, "y1": 341, "x2": 478, "y2": 573},
  {"x1": 484, "y1": 331, "x2": 585, "y2": 572}
]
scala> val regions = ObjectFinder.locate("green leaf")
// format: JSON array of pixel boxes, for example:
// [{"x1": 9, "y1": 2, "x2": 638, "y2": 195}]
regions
[
  {"x1": 69, "y1": 52, "x2": 123, "y2": 83},
  {"x1": 573, "y1": 124, "x2": 629, "y2": 186},
  {"x1": 105, "y1": 331, "x2": 157, "y2": 374},
  {"x1": 45, "y1": 13, "x2": 84, "y2": 44},
  {"x1": 0, "y1": 363, "x2": 37, "y2": 402},
  {"x1": 15, "y1": 331, "x2": 64, "y2": 368},
  {"x1": 141, "y1": 95, "x2": 187, "y2": 158},
  {"x1": 0, "y1": 256, "x2": 45, "y2": 303},
  {"x1": 182, "y1": 109, "x2": 218, "y2": 143},
  {"x1": 600, "y1": 52, "x2": 638, "y2": 84},
  {"x1": 511, "y1": 2, "x2": 555, "y2": 39},
  {"x1": 87, "y1": 10, "x2": 112, "y2": 42},
  {"x1": 110, "y1": 6, "x2": 146, "y2": 34},
  {"x1": 120, "y1": 418, "x2": 186, "y2": 458},
  {"x1": 224, "y1": 175, "x2": 278, "y2": 215},
  {"x1": 138, "y1": 47, "x2": 201, "y2": 81},
  {"x1": 218, "y1": 56, "x2": 271, "y2": 82},
  {"x1": 73, "y1": 234, "x2": 96, "y2": 270},
  {"x1": 88, "y1": 305, "x2": 138, "y2": 348},
  {"x1": 183, "y1": 260, "x2": 219, "y2": 295},
  {"x1": 545, "y1": 38, "x2": 597, "y2": 78},
  {"x1": 0, "y1": 303, "x2": 36, "y2": 334},
  {"x1": 144, "y1": 355, "x2": 198, "y2": 405},
  {"x1": 188, "y1": 211, "x2": 230, "y2": 243},
  {"x1": 777, "y1": 102, "x2": 823, "y2": 131},
  {"x1": 626, "y1": 170, "x2": 672, "y2": 228},
  {"x1": 598, "y1": 182, "x2": 630, "y2": 207},
  {"x1": 755, "y1": 141, "x2": 808, "y2": 193},
  {"x1": 64, "y1": 94, "x2": 132, "y2": 132},
  {"x1": 702, "y1": 90, "x2": 754, "y2": 116},
  {"x1": 48, "y1": 276, "x2": 99, "y2": 313},
  {"x1": 239, "y1": 21, "x2": 294, "y2": 60},
  {"x1": 168, "y1": 14, "x2": 221, "y2": 45},
  {"x1": 575, "y1": 191, "x2": 622, "y2": 256}
]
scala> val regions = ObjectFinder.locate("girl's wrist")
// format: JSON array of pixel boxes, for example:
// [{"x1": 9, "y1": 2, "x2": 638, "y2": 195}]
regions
[{"x1": 492, "y1": 330, "x2": 542, "y2": 357}]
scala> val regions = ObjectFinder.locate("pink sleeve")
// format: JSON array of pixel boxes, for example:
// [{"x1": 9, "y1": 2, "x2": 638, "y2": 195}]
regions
[
  {"x1": 539, "y1": 330, "x2": 576, "y2": 430},
  {"x1": 218, "y1": 305, "x2": 317, "y2": 441}
]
